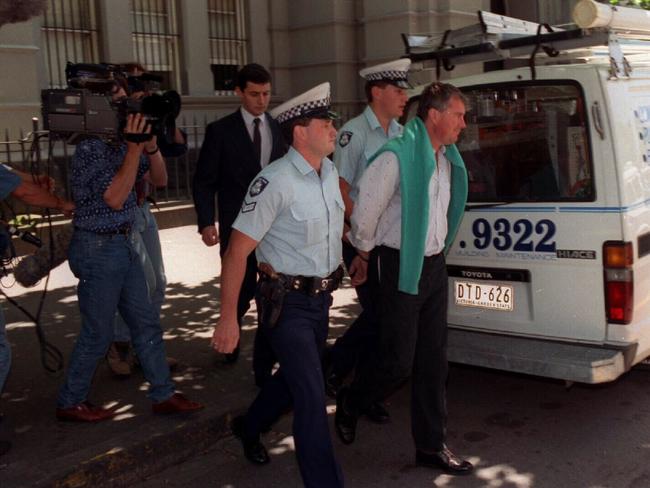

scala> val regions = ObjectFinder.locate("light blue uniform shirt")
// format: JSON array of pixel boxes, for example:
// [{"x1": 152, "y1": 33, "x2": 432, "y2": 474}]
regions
[
  {"x1": 233, "y1": 147, "x2": 344, "y2": 278},
  {"x1": 334, "y1": 106, "x2": 402, "y2": 202}
]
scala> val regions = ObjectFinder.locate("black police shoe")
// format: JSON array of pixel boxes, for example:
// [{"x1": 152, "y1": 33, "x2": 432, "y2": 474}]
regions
[
  {"x1": 362, "y1": 401, "x2": 390, "y2": 424},
  {"x1": 415, "y1": 445, "x2": 474, "y2": 475},
  {"x1": 334, "y1": 387, "x2": 358, "y2": 445},
  {"x1": 231, "y1": 415, "x2": 270, "y2": 465}
]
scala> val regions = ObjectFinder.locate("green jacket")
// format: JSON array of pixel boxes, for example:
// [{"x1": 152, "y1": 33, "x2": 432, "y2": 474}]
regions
[{"x1": 367, "y1": 117, "x2": 468, "y2": 294}]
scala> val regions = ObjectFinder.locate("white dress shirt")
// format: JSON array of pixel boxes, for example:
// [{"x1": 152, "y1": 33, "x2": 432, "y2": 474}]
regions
[
  {"x1": 241, "y1": 107, "x2": 273, "y2": 168},
  {"x1": 348, "y1": 148, "x2": 451, "y2": 255}
]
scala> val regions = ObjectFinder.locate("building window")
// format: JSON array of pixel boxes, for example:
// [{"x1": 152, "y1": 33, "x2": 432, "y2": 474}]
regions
[
  {"x1": 208, "y1": 0, "x2": 248, "y2": 94},
  {"x1": 41, "y1": 0, "x2": 100, "y2": 88},
  {"x1": 131, "y1": 0, "x2": 181, "y2": 91}
]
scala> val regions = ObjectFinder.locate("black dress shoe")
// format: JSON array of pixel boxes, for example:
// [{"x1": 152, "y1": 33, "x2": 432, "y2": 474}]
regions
[
  {"x1": 415, "y1": 445, "x2": 474, "y2": 475},
  {"x1": 231, "y1": 415, "x2": 270, "y2": 465},
  {"x1": 334, "y1": 387, "x2": 358, "y2": 445},
  {"x1": 362, "y1": 401, "x2": 390, "y2": 424},
  {"x1": 224, "y1": 345, "x2": 240, "y2": 364}
]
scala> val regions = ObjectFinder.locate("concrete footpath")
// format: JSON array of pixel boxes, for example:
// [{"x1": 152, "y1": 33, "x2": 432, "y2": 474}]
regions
[{"x1": 0, "y1": 217, "x2": 360, "y2": 487}]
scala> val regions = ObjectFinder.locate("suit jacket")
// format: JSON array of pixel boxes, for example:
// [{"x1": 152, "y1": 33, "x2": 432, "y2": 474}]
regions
[{"x1": 193, "y1": 109, "x2": 286, "y2": 248}]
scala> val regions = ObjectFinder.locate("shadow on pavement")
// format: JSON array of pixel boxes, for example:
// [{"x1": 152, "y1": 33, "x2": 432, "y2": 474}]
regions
[{"x1": 0, "y1": 270, "x2": 360, "y2": 487}]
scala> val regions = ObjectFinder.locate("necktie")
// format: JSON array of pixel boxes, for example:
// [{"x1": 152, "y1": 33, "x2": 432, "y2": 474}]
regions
[{"x1": 253, "y1": 117, "x2": 262, "y2": 165}]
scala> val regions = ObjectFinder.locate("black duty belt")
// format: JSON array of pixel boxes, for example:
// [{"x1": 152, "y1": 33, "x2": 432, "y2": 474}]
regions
[{"x1": 263, "y1": 266, "x2": 344, "y2": 296}]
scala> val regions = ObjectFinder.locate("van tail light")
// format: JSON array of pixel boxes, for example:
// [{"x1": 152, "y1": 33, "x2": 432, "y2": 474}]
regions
[{"x1": 603, "y1": 241, "x2": 633, "y2": 324}]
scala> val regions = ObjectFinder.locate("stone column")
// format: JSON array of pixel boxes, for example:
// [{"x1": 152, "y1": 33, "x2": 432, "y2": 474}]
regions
[
  {"x1": 97, "y1": 0, "x2": 133, "y2": 63},
  {"x1": 179, "y1": 0, "x2": 213, "y2": 96},
  {"x1": 0, "y1": 19, "x2": 43, "y2": 138}
]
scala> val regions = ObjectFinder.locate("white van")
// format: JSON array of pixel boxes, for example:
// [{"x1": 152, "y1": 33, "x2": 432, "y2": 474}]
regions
[{"x1": 403, "y1": 2, "x2": 650, "y2": 383}]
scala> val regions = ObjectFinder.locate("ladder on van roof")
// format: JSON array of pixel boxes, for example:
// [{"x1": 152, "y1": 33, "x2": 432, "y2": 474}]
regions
[{"x1": 403, "y1": 7, "x2": 650, "y2": 80}]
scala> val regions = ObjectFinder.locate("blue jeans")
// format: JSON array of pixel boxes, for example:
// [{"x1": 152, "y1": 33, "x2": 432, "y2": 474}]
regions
[
  {"x1": 57, "y1": 228, "x2": 175, "y2": 408},
  {"x1": 0, "y1": 307, "x2": 10, "y2": 393},
  {"x1": 114, "y1": 202, "x2": 166, "y2": 341}
]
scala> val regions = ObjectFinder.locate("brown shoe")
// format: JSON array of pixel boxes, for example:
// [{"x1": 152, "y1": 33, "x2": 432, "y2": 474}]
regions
[
  {"x1": 56, "y1": 402, "x2": 116, "y2": 422},
  {"x1": 152, "y1": 393, "x2": 204, "y2": 415},
  {"x1": 107, "y1": 341, "x2": 133, "y2": 377}
]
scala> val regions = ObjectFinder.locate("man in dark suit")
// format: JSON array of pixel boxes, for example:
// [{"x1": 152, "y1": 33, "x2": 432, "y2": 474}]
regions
[{"x1": 193, "y1": 63, "x2": 286, "y2": 384}]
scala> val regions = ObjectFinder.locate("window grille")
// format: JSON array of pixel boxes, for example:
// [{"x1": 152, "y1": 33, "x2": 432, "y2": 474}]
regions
[
  {"x1": 41, "y1": 0, "x2": 100, "y2": 89},
  {"x1": 131, "y1": 0, "x2": 181, "y2": 91},
  {"x1": 208, "y1": 0, "x2": 248, "y2": 95}
]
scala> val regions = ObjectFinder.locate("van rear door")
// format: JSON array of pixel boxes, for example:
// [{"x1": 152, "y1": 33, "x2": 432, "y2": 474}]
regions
[{"x1": 441, "y1": 69, "x2": 618, "y2": 344}]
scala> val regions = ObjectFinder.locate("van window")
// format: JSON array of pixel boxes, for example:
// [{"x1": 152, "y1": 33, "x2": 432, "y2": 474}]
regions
[
  {"x1": 405, "y1": 82, "x2": 594, "y2": 202},
  {"x1": 461, "y1": 82, "x2": 593, "y2": 202}
]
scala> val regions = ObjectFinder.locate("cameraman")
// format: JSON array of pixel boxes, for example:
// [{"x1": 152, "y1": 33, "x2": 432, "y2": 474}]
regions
[
  {"x1": 107, "y1": 63, "x2": 187, "y2": 376},
  {"x1": 56, "y1": 83, "x2": 203, "y2": 422},
  {"x1": 0, "y1": 164, "x2": 74, "y2": 455}
]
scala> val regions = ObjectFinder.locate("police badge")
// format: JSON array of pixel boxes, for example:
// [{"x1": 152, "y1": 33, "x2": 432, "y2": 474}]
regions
[
  {"x1": 338, "y1": 131, "x2": 353, "y2": 147},
  {"x1": 249, "y1": 177, "x2": 269, "y2": 197}
]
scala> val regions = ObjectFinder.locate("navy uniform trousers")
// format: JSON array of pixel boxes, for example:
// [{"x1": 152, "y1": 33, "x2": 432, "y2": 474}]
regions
[
  {"x1": 349, "y1": 245, "x2": 449, "y2": 451},
  {"x1": 242, "y1": 289, "x2": 344, "y2": 488},
  {"x1": 327, "y1": 241, "x2": 379, "y2": 378}
]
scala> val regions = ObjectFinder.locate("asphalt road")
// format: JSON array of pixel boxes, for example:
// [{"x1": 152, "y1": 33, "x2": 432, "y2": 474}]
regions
[{"x1": 140, "y1": 355, "x2": 650, "y2": 488}]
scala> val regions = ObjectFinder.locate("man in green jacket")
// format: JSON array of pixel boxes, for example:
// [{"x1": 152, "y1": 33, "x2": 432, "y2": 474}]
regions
[{"x1": 335, "y1": 81, "x2": 473, "y2": 476}]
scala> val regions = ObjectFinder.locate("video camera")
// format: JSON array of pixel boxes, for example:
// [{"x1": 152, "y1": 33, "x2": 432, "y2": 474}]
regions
[{"x1": 41, "y1": 62, "x2": 181, "y2": 145}]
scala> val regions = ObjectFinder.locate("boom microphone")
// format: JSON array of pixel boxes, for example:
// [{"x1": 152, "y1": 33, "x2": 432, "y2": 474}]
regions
[{"x1": 14, "y1": 224, "x2": 73, "y2": 287}]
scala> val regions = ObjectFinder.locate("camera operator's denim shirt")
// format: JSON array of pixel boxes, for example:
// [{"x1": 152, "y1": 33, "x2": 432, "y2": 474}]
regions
[{"x1": 71, "y1": 139, "x2": 149, "y2": 233}]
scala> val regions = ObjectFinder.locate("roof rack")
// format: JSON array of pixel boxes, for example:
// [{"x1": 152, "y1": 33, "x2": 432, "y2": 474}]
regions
[{"x1": 403, "y1": 1, "x2": 650, "y2": 80}]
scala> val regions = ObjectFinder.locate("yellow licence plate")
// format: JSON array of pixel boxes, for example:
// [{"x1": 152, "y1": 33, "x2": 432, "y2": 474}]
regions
[{"x1": 454, "y1": 280, "x2": 514, "y2": 311}]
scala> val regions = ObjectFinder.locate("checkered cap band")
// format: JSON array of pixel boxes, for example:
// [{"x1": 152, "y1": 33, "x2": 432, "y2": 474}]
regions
[
  {"x1": 276, "y1": 95, "x2": 331, "y2": 124},
  {"x1": 364, "y1": 70, "x2": 408, "y2": 83}
]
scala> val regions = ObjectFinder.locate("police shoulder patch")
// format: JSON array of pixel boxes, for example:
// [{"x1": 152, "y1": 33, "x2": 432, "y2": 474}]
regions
[
  {"x1": 338, "y1": 131, "x2": 353, "y2": 148},
  {"x1": 249, "y1": 176, "x2": 269, "y2": 197}
]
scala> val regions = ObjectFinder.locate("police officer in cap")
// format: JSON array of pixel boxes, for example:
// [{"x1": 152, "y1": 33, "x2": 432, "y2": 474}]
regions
[
  {"x1": 212, "y1": 82, "x2": 362, "y2": 488},
  {"x1": 325, "y1": 60, "x2": 411, "y2": 422}
]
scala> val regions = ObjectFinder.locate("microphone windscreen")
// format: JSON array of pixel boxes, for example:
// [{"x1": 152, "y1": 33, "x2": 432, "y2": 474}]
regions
[{"x1": 14, "y1": 224, "x2": 73, "y2": 287}]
